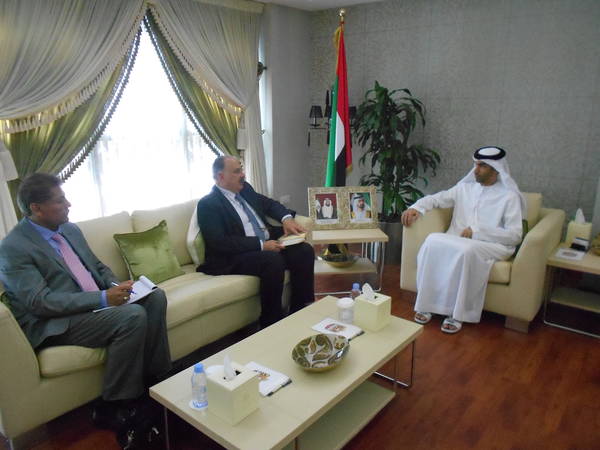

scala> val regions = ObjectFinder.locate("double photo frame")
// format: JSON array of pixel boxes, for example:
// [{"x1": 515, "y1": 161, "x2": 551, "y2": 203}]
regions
[{"x1": 307, "y1": 186, "x2": 378, "y2": 230}]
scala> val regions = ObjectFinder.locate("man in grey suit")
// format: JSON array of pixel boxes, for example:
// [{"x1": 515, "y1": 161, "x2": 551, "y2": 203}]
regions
[{"x1": 0, "y1": 173, "x2": 171, "y2": 433}]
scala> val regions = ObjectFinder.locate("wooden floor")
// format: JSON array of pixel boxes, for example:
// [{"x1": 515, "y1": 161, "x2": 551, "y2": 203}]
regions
[{"x1": 2, "y1": 265, "x2": 599, "y2": 450}]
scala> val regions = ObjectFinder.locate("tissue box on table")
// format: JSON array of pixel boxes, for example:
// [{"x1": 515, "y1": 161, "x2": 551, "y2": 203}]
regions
[
  {"x1": 354, "y1": 292, "x2": 391, "y2": 332},
  {"x1": 207, "y1": 361, "x2": 259, "y2": 425}
]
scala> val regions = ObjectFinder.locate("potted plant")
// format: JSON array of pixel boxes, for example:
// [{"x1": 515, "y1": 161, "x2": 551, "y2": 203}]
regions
[{"x1": 353, "y1": 81, "x2": 440, "y2": 262}]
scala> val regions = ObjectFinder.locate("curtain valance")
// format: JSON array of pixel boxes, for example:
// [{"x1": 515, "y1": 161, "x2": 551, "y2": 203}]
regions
[{"x1": 0, "y1": 0, "x2": 146, "y2": 133}]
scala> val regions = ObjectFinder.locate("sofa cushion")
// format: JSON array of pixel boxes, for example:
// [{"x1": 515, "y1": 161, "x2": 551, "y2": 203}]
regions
[
  {"x1": 131, "y1": 199, "x2": 197, "y2": 266},
  {"x1": 158, "y1": 273, "x2": 260, "y2": 329},
  {"x1": 77, "y1": 211, "x2": 133, "y2": 281},
  {"x1": 524, "y1": 193, "x2": 542, "y2": 227},
  {"x1": 38, "y1": 345, "x2": 106, "y2": 378},
  {"x1": 488, "y1": 260, "x2": 512, "y2": 284},
  {"x1": 114, "y1": 220, "x2": 184, "y2": 283}
]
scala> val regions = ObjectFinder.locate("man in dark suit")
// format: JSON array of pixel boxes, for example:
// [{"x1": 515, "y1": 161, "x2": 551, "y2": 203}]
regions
[
  {"x1": 197, "y1": 156, "x2": 315, "y2": 327},
  {"x1": 0, "y1": 173, "x2": 171, "y2": 435}
]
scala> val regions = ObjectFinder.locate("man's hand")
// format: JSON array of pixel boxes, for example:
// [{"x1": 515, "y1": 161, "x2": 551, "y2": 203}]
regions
[
  {"x1": 263, "y1": 240, "x2": 284, "y2": 252},
  {"x1": 461, "y1": 227, "x2": 473, "y2": 239},
  {"x1": 401, "y1": 208, "x2": 420, "y2": 227},
  {"x1": 106, "y1": 280, "x2": 134, "y2": 306},
  {"x1": 282, "y1": 218, "x2": 306, "y2": 236}
]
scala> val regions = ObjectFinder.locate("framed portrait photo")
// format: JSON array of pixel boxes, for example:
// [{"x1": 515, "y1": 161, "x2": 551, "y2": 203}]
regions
[
  {"x1": 346, "y1": 186, "x2": 378, "y2": 228},
  {"x1": 308, "y1": 187, "x2": 346, "y2": 229}
]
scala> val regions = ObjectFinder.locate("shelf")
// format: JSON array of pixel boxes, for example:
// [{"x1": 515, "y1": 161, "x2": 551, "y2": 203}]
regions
[
  {"x1": 282, "y1": 380, "x2": 395, "y2": 450},
  {"x1": 550, "y1": 286, "x2": 600, "y2": 313},
  {"x1": 315, "y1": 257, "x2": 377, "y2": 275},
  {"x1": 310, "y1": 228, "x2": 388, "y2": 245}
]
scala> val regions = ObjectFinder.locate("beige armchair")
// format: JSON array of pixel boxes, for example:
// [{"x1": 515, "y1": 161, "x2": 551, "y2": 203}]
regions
[{"x1": 400, "y1": 193, "x2": 565, "y2": 332}]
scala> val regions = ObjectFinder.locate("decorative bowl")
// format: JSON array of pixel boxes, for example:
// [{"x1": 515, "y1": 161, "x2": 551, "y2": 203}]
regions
[
  {"x1": 320, "y1": 244, "x2": 358, "y2": 268},
  {"x1": 291, "y1": 334, "x2": 349, "y2": 372}
]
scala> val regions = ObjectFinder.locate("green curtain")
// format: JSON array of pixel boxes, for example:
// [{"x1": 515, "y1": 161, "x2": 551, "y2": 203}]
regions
[
  {"x1": 144, "y1": 11, "x2": 239, "y2": 157},
  {"x1": 2, "y1": 30, "x2": 141, "y2": 217}
]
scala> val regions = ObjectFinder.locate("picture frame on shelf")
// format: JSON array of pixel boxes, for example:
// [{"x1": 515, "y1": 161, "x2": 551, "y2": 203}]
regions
[
  {"x1": 308, "y1": 187, "x2": 346, "y2": 230},
  {"x1": 346, "y1": 186, "x2": 378, "y2": 229}
]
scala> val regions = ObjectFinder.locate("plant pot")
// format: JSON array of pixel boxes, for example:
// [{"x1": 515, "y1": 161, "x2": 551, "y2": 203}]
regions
[{"x1": 379, "y1": 221, "x2": 403, "y2": 265}]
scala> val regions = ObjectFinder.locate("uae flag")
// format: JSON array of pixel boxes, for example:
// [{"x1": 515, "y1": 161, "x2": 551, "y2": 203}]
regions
[{"x1": 325, "y1": 20, "x2": 352, "y2": 187}]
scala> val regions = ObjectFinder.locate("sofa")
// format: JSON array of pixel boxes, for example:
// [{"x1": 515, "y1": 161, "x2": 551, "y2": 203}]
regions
[
  {"x1": 0, "y1": 198, "x2": 311, "y2": 443},
  {"x1": 400, "y1": 193, "x2": 565, "y2": 332}
]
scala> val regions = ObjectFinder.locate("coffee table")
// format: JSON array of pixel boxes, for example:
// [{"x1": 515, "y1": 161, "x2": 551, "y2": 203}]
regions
[{"x1": 150, "y1": 296, "x2": 422, "y2": 449}]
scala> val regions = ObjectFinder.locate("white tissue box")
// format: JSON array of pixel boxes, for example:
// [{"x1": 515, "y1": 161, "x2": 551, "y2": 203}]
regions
[
  {"x1": 207, "y1": 361, "x2": 259, "y2": 425},
  {"x1": 354, "y1": 292, "x2": 391, "y2": 332}
]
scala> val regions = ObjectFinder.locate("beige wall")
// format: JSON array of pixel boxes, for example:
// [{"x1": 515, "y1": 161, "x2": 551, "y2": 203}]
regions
[{"x1": 307, "y1": 0, "x2": 600, "y2": 222}]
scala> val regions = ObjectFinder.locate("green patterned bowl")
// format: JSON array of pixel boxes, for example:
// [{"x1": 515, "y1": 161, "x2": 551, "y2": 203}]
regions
[{"x1": 291, "y1": 334, "x2": 349, "y2": 372}]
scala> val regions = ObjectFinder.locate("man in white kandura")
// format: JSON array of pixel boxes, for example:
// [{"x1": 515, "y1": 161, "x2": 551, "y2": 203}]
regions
[
  {"x1": 401, "y1": 147, "x2": 525, "y2": 334},
  {"x1": 321, "y1": 198, "x2": 335, "y2": 219},
  {"x1": 351, "y1": 193, "x2": 372, "y2": 220}
]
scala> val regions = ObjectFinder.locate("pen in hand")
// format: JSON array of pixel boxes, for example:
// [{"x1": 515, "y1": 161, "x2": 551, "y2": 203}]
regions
[{"x1": 111, "y1": 281, "x2": 136, "y2": 295}]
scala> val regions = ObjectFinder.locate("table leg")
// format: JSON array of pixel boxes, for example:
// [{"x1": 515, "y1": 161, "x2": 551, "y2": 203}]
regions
[
  {"x1": 374, "y1": 340, "x2": 415, "y2": 389},
  {"x1": 163, "y1": 406, "x2": 170, "y2": 450}
]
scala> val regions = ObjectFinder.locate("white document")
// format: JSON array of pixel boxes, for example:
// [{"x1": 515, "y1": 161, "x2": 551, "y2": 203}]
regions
[
  {"x1": 554, "y1": 248, "x2": 585, "y2": 261},
  {"x1": 278, "y1": 233, "x2": 306, "y2": 247},
  {"x1": 311, "y1": 318, "x2": 364, "y2": 340},
  {"x1": 93, "y1": 275, "x2": 158, "y2": 312},
  {"x1": 245, "y1": 361, "x2": 291, "y2": 397},
  {"x1": 129, "y1": 275, "x2": 158, "y2": 302}
]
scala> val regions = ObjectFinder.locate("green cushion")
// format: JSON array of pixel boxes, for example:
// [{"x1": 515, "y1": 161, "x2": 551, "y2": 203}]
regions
[
  {"x1": 0, "y1": 291, "x2": 11, "y2": 310},
  {"x1": 114, "y1": 220, "x2": 184, "y2": 283}
]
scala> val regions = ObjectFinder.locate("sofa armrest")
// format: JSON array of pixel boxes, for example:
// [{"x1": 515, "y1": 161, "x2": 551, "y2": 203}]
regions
[
  {"x1": 512, "y1": 207, "x2": 565, "y2": 284},
  {"x1": 0, "y1": 303, "x2": 42, "y2": 420},
  {"x1": 400, "y1": 208, "x2": 452, "y2": 291}
]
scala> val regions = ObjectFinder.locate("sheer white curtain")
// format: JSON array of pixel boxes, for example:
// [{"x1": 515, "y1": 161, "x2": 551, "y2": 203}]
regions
[
  {"x1": 150, "y1": 0, "x2": 268, "y2": 194},
  {"x1": 0, "y1": 0, "x2": 145, "y2": 133},
  {"x1": 0, "y1": 142, "x2": 18, "y2": 238},
  {"x1": 62, "y1": 32, "x2": 216, "y2": 223}
]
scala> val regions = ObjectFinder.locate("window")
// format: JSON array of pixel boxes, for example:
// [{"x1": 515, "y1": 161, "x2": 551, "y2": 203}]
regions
[{"x1": 63, "y1": 30, "x2": 217, "y2": 222}]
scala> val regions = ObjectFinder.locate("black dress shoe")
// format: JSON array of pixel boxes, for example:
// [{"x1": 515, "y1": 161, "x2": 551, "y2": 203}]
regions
[
  {"x1": 91, "y1": 401, "x2": 140, "y2": 432},
  {"x1": 117, "y1": 416, "x2": 164, "y2": 450}
]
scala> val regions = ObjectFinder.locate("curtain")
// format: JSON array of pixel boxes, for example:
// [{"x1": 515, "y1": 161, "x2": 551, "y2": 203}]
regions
[
  {"x1": 2, "y1": 31, "x2": 140, "y2": 217},
  {"x1": 0, "y1": 0, "x2": 145, "y2": 134},
  {"x1": 149, "y1": 0, "x2": 268, "y2": 193},
  {"x1": 144, "y1": 11, "x2": 239, "y2": 157},
  {"x1": 0, "y1": 142, "x2": 18, "y2": 238},
  {"x1": 62, "y1": 31, "x2": 218, "y2": 223}
]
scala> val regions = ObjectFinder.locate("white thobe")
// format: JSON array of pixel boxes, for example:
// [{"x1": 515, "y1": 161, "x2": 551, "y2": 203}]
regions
[{"x1": 412, "y1": 182, "x2": 523, "y2": 323}]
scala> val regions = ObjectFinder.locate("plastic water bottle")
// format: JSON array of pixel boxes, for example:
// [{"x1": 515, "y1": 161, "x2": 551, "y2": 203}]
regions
[
  {"x1": 191, "y1": 363, "x2": 208, "y2": 410},
  {"x1": 351, "y1": 283, "x2": 361, "y2": 300}
]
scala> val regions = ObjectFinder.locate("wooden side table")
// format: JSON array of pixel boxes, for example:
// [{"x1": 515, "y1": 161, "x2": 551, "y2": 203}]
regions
[
  {"x1": 308, "y1": 228, "x2": 389, "y2": 295},
  {"x1": 544, "y1": 244, "x2": 600, "y2": 338}
]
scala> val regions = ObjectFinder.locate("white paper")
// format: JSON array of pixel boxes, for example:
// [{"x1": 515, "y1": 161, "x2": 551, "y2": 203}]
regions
[
  {"x1": 555, "y1": 248, "x2": 585, "y2": 261},
  {"x1": 311, "y1": 318, "x2": 364, "y2": 340},
  {"x1": 245, "y1": 361, "x2": 291, "y2": 396},
  {"x1": 278, "y1": 233, "x2": 306, "y2": 247},
  {"x1": 574, "y1": 208, "x2": 586, "y2": 223},
  {"x1": 223, "y1": 354, "x2": 236, "y2": 381},
  {"x1": 93, "y1": 275, "x2": 157, "y2": 312},
  {"x1": 362, "y1": 282, "x2": 376, "y2": 302}
]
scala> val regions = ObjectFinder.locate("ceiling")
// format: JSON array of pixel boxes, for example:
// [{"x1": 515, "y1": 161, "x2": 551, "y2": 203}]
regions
[{"x1": 260, "y1": 0, "x2": 382, "y2": 12}]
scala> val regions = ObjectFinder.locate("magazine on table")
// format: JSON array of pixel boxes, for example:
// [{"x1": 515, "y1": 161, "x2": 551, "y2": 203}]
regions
[
  {"x1": 245, "y1": 361, "x2": 292, "y2": 396},
  {"x1": 554, "y1": 248, "x2": 585, "y2": 261},
  {"x1": 93, "y1": 275, "x2": 158, "y2": 312},
  {"x1": 311, "y1": 318, "x2": 364, "y2": 340}
]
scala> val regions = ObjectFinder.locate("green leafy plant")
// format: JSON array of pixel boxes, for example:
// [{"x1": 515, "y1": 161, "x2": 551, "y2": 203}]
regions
[{"x1": 354, "y1": 81, "x2": 440, "y2": 222}]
